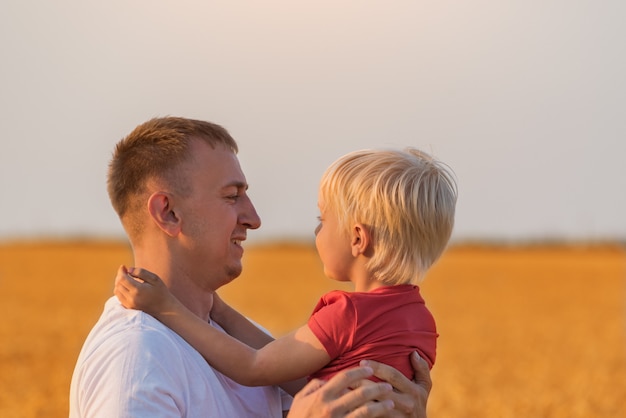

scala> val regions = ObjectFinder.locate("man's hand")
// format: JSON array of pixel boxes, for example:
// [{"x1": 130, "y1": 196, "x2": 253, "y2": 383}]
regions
[
  {"x1": 287, "y1": 366, "x2": 394, "y2": 418},
  {"x1": 360, "y1": 352, "x2": 431, "y2": 418}
]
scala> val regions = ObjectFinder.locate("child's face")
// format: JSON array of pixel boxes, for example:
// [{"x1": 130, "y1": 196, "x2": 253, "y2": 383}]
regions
[{"x1": 314, "y1": 198, "x2": 353, "y2": 282}]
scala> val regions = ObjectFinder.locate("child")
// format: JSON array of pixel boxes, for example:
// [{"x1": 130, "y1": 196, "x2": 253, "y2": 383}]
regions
[{"x1": 115, "y1": 147, "x2": 457, "y2": 396}]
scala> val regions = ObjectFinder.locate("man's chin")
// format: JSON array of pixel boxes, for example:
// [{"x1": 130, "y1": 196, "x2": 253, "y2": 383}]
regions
[{"x1": 225, "y1": 265, "x2": 243, "y2": 282}]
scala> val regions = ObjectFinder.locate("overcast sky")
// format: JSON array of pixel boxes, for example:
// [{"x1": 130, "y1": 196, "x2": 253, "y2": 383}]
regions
[{"x1": 1, "y1": 1, "x2": 625, "y2": 244}]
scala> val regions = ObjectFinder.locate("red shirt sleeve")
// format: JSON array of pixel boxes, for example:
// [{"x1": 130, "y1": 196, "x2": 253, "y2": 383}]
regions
[{"x1": 307, "y1": 291, "x2": 357, "y2": 360}]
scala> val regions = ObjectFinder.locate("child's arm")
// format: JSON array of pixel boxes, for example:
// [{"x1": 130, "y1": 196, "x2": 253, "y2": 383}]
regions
[
  {"x1": 209, "y1": 292, "x2": 275, "y2": 349},
  {"x1": 209, "y1": 292, "x2": 309, "y2": 396},
  {"x1": 114, "y1": 266, "x2": 329, "y2": 397}
]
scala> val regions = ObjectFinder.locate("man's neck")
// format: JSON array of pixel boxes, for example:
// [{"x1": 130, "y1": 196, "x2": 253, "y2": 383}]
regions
[
  {"x1": 133, "y1": 249, "x2": 214, "y2": 322},
  {"x1": 168, "y1": 278, "x2": 214, "y2": 322}
]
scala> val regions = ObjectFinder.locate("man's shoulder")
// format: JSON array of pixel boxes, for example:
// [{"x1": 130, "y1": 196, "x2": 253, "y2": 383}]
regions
[
  {"x1": 78, "y1": 297, "x2": 199, "y2": 365},
  {"x1": 71, "y1": 298, "x2": 289, "y2": 418}
]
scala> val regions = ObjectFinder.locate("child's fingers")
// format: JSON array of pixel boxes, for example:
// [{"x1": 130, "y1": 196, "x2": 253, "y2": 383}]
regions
[
  {"x1": 114, "y1": 266, "x2": 142, "y2": 309},
  {"x1": 114, "y1": 266, "x2": 144, "y2": 306},
  {"x1": 114, "y1": 286, "x2": 128, "y2": 305},
  {"x1": 115, "y1": 265, "x2": 138, "y2": 289},
  {"x1": 127, "y1": 267, "x2": 161, "y2": 286},
  {"x1": 113, "y1": 280, "x2": 131, "y2": 307},
  {"x1": 114, "y1": 267, "x2": 134, "y2": 292}
]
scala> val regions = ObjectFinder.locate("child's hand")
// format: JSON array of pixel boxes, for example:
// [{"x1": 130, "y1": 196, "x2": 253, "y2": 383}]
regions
[{"x1": 114, "y1": 265, "x2": 176, "y2": 317}]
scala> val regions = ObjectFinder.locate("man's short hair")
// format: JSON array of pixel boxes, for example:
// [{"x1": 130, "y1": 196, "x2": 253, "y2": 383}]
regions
[{"x1": 107, "y1": 116, "x2": 238, "y2": 240}]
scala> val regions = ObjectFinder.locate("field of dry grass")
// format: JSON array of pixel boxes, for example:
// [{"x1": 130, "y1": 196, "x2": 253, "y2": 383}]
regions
[{"x1": 0, "y1": 241, "x2": 624, "y2": 417}]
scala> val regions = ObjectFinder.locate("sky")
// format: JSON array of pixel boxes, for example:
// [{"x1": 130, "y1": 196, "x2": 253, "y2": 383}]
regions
[{"x1": 1, "y1": 1, "x2": 625, "y2": 244}]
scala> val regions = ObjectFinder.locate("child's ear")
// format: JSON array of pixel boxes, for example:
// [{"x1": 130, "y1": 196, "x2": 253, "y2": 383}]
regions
[
  {"x1": 351, "y1": 223, "x2": 371, "y2": 257},
  {"x1": 147, "y1": 192, "x2": 182, "y2": 237}
]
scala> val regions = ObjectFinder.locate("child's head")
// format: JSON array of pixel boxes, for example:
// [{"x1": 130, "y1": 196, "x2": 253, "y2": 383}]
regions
[{"x1": 318, "y1": 148, "x2": 457, "y2": 285}]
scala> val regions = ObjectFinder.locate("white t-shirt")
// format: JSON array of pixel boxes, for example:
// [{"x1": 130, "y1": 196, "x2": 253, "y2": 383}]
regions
[{"x1": 70, "y1": 297, "x2": 291, "y2": 417}]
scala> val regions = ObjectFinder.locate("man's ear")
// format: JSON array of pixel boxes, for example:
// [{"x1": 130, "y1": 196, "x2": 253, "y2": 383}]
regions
[
  {"x1": 147, "y1": 192, "x2": 181, "y2": 237},
  {"x1": 351, "y1": 223, "x2": 371, "y2": 257}
]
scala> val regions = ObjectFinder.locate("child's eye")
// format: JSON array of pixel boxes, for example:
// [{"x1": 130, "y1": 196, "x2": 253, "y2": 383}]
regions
[{"x1": 314, "y1": 222, "x2": 322, "y2": 236}]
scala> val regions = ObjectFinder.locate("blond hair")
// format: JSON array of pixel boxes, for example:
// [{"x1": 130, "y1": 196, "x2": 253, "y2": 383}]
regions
[
  {"x1": 319, "y1": 148, "x2": 457, "y2": 285},
  {"x1": 107, "y1": 116, "x2": 238, "y2": 241}
]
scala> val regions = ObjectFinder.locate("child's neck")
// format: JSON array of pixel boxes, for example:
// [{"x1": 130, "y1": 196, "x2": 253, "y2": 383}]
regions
[
  {"x1": 350, "y1": 262, "x2": 386, "y2": 292},
  {"x1": 354, "y1": 278, "x2": 386, "y2": 293}
]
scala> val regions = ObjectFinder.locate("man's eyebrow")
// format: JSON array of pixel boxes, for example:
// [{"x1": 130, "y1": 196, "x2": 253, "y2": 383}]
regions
[{"x1": 222, "y1": 181, "x2": 249, "y2": 190}]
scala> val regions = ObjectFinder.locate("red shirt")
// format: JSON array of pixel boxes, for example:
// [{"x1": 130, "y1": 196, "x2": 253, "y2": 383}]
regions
[{"x1": 308, "y1": 285, "x2": 437, "y2": 381}]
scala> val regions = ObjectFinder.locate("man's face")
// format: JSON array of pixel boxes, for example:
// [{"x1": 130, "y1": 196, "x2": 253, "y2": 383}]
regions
[{"x1": 177, "y1": 140, "x2": 261, "y2": 290}]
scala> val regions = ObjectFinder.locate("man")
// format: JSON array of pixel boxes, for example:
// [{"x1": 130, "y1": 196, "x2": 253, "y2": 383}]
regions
[{"x1": 70, "y1": 117, "x2": 431, "y2": 417}]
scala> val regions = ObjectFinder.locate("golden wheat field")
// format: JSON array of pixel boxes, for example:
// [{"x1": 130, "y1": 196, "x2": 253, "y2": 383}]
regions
[{"x1": 0, "y1": 241, "x2": 625, "y2": 418}]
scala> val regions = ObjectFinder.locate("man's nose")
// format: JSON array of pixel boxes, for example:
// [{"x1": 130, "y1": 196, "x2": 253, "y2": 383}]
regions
[{"x1": 240, "y1": 196, "x2": 261, "y2": 230}]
